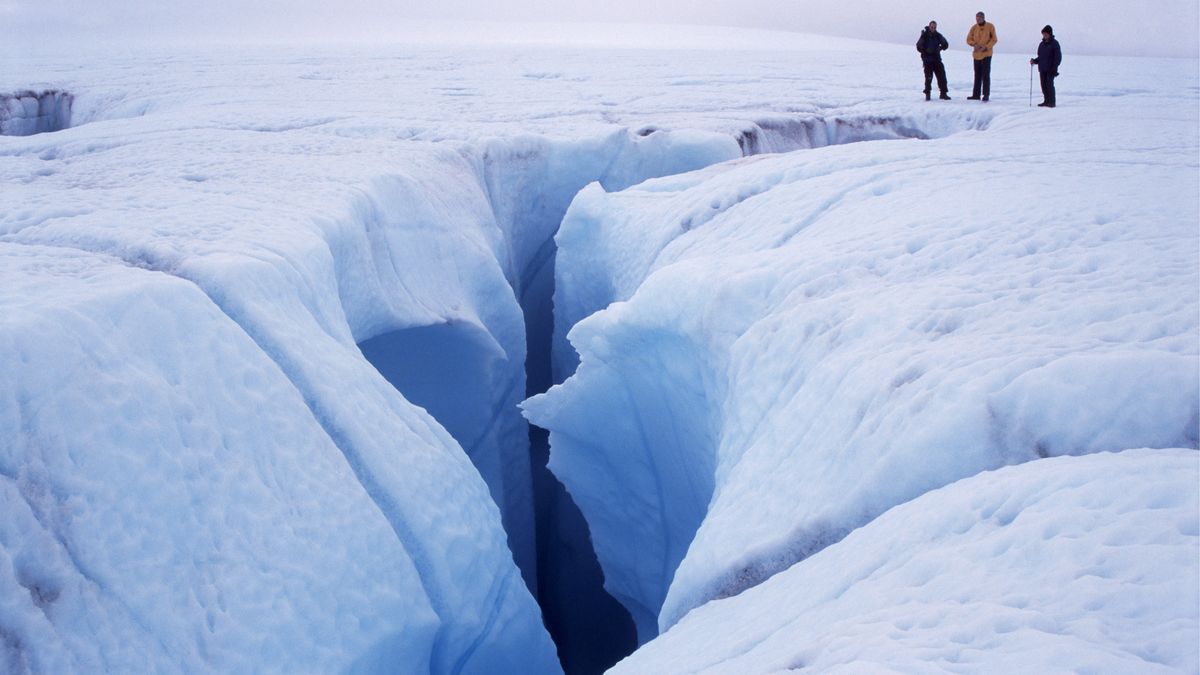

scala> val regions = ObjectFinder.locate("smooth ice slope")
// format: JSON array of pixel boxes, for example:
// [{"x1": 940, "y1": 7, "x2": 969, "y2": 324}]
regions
[
  {"x1": 526, "y1": 54, "x2": 1200, "y2": 642},
  {"x1": 610, "y1": 449, "x2": 1200, "y2": 674}
]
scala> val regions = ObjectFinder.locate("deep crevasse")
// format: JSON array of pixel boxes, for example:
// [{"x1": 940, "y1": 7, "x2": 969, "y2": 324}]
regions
[{"x1": 0, "y1": 75, "x2": 977, "y2": 672}]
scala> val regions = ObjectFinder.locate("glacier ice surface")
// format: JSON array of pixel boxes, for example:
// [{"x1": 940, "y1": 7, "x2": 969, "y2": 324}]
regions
[{"x1": 1, "y1": 30, "x2": 1197, "y2": 674}]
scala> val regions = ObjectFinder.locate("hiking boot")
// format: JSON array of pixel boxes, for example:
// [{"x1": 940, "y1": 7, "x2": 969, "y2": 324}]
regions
[
  {"x1": 940, "y1": 93, "x2": 951, "y2": 100},
  {"x1": 966, "y1": 95, "x2": 980, "y2": 100},
  {"x1": 925, "y1": 91, "x2": 931, "y2": 101},
  {"x1": 982, "y1": 96, "x2": 989, "y2": 102}
]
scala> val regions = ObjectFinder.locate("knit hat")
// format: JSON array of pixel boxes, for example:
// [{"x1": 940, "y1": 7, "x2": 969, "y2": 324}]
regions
[{"x1": 1042, "y1": 25, "x2": 1054, "y2": 35}]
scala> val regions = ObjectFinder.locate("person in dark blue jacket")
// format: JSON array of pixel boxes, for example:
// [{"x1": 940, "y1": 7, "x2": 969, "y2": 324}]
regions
[
  {"x1": 1030, "y1": 25, "x2": 1063, "y2": 107},
  {"x1": 916, "y1": 21, "x2": 951, "y2": 101}
]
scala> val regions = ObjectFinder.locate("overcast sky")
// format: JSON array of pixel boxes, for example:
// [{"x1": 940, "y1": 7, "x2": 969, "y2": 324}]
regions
[{"x1": 2, "y1": 0, "x2": 1198, "y2": 58}]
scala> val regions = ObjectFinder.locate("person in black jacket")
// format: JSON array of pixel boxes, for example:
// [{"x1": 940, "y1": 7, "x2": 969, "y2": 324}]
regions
[
  {"x1": 1030, "y1": 25, "x2": 1063, "y2": 107},
  {"x1": 916, "y1": 21, "x2": 951, "y2": 101}
]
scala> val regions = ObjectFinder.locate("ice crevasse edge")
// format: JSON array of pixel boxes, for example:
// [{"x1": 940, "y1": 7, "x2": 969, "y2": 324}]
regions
[
  {"x1": 524, "y1": 66, "x2": 1200, "y2": 657},
  {"x1": 0, "y1": 90, "x2": 72, "y2": 136}
]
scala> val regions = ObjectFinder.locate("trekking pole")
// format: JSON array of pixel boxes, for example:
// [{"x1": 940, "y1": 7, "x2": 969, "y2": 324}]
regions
[{"x1": 1029, "y1": 63, "x2": 1034, "y2": 107}]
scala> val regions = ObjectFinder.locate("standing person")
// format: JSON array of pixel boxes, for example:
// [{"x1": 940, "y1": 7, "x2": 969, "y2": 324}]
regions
[
  {"x1": 916, "y1": 21, "x2": 951, "y2": 101},
  {"x1": 1030, "y1": 25, "x2": 1062, "y2": 107},
  {"x1": 966, "y1": 11, "x2": 998, "y2": 101}
]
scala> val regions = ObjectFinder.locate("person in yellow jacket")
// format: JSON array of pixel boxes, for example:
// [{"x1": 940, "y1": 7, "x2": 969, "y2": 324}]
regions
[{"x1": 966, "y1": 11, "x2": 998, "y2": 101}]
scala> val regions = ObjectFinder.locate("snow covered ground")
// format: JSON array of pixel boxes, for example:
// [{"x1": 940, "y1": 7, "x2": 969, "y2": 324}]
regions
[
  {"x1": 1, "y1": 25, "x2": 1197, "y2": 674},
  {"x1": 609, "y1": 449, "x2": 1200, "y2": 673}
]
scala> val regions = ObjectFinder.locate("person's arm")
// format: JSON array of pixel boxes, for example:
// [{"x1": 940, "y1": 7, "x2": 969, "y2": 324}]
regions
[
  {"x1": 987, "y1": 25, "x2": 998, "y2": 49},
  {"x1": 939, "y1": 33, "x2": 949, "y2": 51},
  {"x1": 966, "y1": 26, "x2": 976, "y2": 46},
  {"x1": 1053, "y1": 42, "x2": 1062, "y2": 70}
]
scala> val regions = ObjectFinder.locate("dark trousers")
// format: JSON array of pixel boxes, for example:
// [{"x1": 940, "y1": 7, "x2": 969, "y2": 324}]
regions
[
  {"x1": 972, "y1": 57, "x2": 992, "y2": 98},
  {"x1": 923, "y1": 61, "x2": 948, "y2": 94},
  {"x1": 1039, "y1": 71, "x2": 1057, "y2": 106}
]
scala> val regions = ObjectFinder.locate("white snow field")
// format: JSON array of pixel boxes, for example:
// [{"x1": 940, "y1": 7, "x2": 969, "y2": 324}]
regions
[{"x1": 1, "y1": 24, "x2": 1198, "y2": 674}]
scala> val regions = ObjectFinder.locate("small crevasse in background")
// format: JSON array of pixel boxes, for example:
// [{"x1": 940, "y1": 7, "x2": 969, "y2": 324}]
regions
[
  {"x1": 733, "y1": 111, "x2": 990, "y2": 156},
  {"x1": 1, "y1": 90, "x2": 73, "y2": 136}
]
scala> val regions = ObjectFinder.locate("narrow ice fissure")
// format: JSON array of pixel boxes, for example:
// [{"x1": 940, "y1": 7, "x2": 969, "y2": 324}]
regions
[
  {"x1": 352, "y1": 111, "x2": 989, "y2": 674},
  {"x1": 519, "y1": 238, "x2": 641, "y2": 675}
]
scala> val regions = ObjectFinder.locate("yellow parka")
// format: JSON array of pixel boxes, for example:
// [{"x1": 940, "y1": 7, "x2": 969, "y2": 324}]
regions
[{"x1": 967, "y1": 21, "x2": 998, "y2": 59}]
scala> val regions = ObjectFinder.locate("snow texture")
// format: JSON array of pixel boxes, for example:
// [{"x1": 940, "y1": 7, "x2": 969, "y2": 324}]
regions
[
  {"x1": 526, "y1": 49, "x2": 1200, "y2": 643},
  {"x1": 609, "y1": 449, "x2": 1200, "y2": 674}
]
